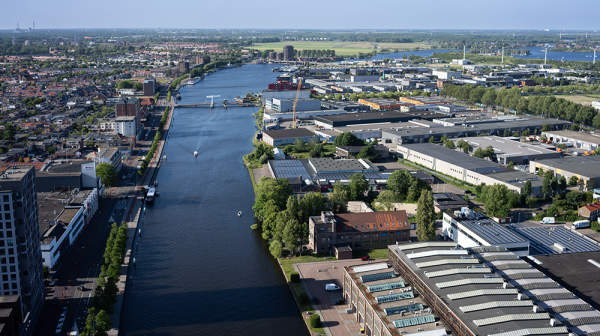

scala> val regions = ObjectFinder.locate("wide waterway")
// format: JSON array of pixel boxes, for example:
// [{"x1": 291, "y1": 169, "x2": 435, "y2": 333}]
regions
[{"x1": 120, "y1": 64, "x2": 308, "y2": 336}]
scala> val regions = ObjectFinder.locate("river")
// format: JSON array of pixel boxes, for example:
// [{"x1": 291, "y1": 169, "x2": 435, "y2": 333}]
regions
[{"x1": 119, "y1": 64, "x2": 308, "y2": 336}]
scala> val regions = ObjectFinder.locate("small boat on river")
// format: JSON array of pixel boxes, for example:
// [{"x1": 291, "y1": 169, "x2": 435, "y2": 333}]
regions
[{"x1": 238, "y1": 211, "x2": 242, "y2": 217}]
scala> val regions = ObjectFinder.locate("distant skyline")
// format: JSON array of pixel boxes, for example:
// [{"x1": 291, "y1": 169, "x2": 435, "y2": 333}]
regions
[{"x1": 1, "y1": 0, "x2": 599, "y2": 31}]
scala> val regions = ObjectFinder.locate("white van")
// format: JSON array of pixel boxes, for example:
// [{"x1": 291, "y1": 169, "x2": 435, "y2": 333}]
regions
[
  {"x1": 572, "y1": 220, "x2": 591, "y2": 229},
  {"x1": 540, "y1": 217, "x2": 555, "y2": 224},
  {"x1": 325, "y1": 284, "x2": 340, "y2": 291}
]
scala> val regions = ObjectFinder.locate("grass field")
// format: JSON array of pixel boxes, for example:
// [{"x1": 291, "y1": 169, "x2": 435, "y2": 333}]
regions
[
  {"x1": 550, "y1": 94, "x2": 600, "y2": 105},
  {"x1": 251, "y1": 41, "x2": 431, "y2": 56}
]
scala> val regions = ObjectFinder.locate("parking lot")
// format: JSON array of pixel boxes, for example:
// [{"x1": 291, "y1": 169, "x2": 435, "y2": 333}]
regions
[{"x1": 295, "y1": 259, "x2": 382, "y2": 336}]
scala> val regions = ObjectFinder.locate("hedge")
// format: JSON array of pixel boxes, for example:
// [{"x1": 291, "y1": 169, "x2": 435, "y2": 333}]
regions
[
  {"x1": 309, "y1": 314, "x2": 321, "y2": 328},
  {"x1": 290, "y1": 272, "x2": 300, "y2": 283}
]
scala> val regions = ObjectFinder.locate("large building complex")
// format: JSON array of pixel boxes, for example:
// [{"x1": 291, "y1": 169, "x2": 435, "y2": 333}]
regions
[
  {"x1": 529, "y1": 155, "x2": 600, "y2": 191},
  {"x1": 0, "y1": 167, "x2": 44, "y2": 336},
  {"x1": 308, "y1": 211, "x2": 411, "y2": 253},
  {"x1": 388, "y1": 242, "x2": 585, "y2": 336},
  {"x1": 261, "y1": 128, "x2": 317, "y2": 146},
  {"x1": 541, "y1": 130, "x2": 600, "y2": 152},
  {"x1": 397, "y1": 143, "x2": 543, "y2": 195},
  {"x1": 457, "y1": 136, "x2": 561, "y2": 165}
]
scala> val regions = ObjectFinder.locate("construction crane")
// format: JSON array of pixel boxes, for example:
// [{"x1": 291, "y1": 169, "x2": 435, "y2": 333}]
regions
[{"x1": 292, "y1": 78, "x2": 302, "y2": 129}]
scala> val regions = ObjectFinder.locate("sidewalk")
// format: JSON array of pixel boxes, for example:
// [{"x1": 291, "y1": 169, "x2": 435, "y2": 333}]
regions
[{"x1": 107, "y1": 102, "x2": 174, "y2": 335}]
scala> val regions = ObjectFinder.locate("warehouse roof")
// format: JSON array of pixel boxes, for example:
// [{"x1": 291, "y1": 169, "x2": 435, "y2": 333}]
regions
[
  {"x1": 533, "y1": 156, "x2": 600, "y2": 179},
  {"x1": 263, "y1": 128, "x2": 316, "y2": 139},
  {"x1": 389, "y1": 244, "x2": 574, "y2": 336},
  {"x1": 509, "y1": 226, "x2": 600, "y2": 255},
  {"x1": 542, "y1": 130, "x2": 600, "y2": 144},
  {"x1": 448, "y1": 214, "x2": 528, "y2": 245},
  {"x1": 462, "y1": 136, "x2": 558, "y2": 157}
]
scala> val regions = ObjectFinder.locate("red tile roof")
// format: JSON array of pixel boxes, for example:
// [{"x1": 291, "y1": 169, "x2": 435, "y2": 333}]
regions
[
  {"x1": 582, "y1": 201, "x2": 600, "y2": 212},
  {"x1": 335, "y1": 211, "x2": 410, "y2": 233}
]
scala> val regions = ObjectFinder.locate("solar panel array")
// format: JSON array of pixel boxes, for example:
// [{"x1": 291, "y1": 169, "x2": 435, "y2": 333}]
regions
[
  {"x1": 392, "y1": 314, "x2": 435, "y2": 328},
  {"x1": 384, "y1": 303, "x2": 424, "y2": 316},
  {"x1": 270, "y1": 160, "x2": 311, "y2": 179},
  {"x1": 361, "y1": 271, "x2": 396, "y2": 283},
  {"x1": 448, "y1": 289, "x2": 518, "y2": 301},
  {"x1": 460, "y1": 220, "x2": 527, "y2": 244},
  {"x1": 563, "y1": 316, "x2": 600, "y2": 326},
  {"x1": 375, "y1": 291, "x2": 414, "y2": 304},
  {"x1": 416, "y1": 259, "x2": 480, "y2": 268},
  {"x1": 518, "y1": 282, "x2": 559, "y2": 290},
  {"x1": 367, "y1": 281, "x2": 405, "y2": 293},
  {"x1": 488, "y1": 326, "x2": 568, "y2": 336},
  {"x1": 546, "y1": 304, "x2": 592, "y2": 314},
  {"x1": 408, "y1": 250, "x2": 468, "y2": 259},
  {"x1": 533, "y1": 293, "x2": 575, "y2": 301},
  {"x1": 494, "y1": 263, "x2": 532, "y2": 270},
  {"x1": 481, "y1": 254, "x2": 520, "y2": 261},
  {"x1": 504, "y1": 272, "x2": 545, "y2": 280},
  {"x1": 472, "y1": 167, "x2": 507, "y2": 174},
  {"x1": 396, "y1": 242, "x2": 457, "y2": 250},
  {"x1": 510, "y1": 226, "x2": 600, "y2": 254},
  {"x1": 474, "y1": 313, "x2": 550, "y2": 327},
  {"x1": 436, "y1": 278, "x2": 504, "y2": 289},
  {"x1": 425, "y1": 268, "x2": 492, "y2": 278},
  {"x1": 460, "y1": 300, "x2": 533, "y2": 313}
]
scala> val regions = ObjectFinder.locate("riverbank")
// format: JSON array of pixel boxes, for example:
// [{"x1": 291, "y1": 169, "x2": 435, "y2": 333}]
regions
[{"x1": 108, "y1": 101, "x2": 175, "y2": 335}]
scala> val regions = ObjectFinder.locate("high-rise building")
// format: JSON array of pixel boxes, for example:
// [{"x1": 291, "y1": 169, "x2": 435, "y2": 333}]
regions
[
  {"x1": 276, "y1": 52, "x2": 284, "y2": 61},
  {"x1": 143, "y1": 78, "x2": 156, "y2": 96},
  {"x1": 268, "y1": 52, "x2": 277, "y2": 60},
  {"x1": 116, "y1": 97, "x2": 141, "y2": 135},
  {"x1": 0, "y1": 167, "x2": 44, "y2": 336},
  {"x1": 178, "y1": 60, "x2": 189, "y2": 74},
  {"x1": 283, "y1": 45, "x2": 294, "y2": 61}
]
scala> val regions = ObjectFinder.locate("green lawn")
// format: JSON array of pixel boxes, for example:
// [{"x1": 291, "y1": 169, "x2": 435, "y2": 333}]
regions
[
  {"x1": 283, "y1": 143, "x2": 336, "y2": 159},
  {"x1": 351, "y1": 248, "x2": 389, "y2": 259},
  {"x1": 251, "y1": 41, "x2": 433, "y2": 56},
  {"x1": 279, "y1": 255, "x2": 333, "y2": 335}
]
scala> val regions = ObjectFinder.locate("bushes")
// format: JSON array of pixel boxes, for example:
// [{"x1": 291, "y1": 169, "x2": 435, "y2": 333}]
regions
[
  {"x1": 309, "y1": 314, "x2": 321, "y2": 328},
  {"x1": 290, "y1": 272, "x2": 300, "y2": 283}
]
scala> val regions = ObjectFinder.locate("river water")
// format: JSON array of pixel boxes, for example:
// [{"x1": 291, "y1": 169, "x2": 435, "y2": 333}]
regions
[{"x1": 120, "y1": 64, "x2": 308, "y2": 336}]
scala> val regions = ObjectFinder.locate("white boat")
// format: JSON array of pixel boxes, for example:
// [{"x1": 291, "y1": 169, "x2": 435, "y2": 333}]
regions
[
  {"x1": 146, "y1": 188, "x2": 156, "y2": 205},
  {"x1": 238, "y1": 211, "x2": 242, "y2": 217},
  {"x1": 194, "y1": 151, "x2": 198, "y2": 157}
]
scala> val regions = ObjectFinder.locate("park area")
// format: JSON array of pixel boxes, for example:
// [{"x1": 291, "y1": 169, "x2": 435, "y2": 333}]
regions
[
  {"x1": 251, "y1": 41, "x2": 431, "y2": 56},
  {"x1": 549, "y1": 93, "x2": 600, "y2": 106}
]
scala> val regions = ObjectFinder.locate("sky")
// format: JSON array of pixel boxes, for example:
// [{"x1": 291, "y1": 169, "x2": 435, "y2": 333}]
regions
[{"x1": 1, "y1": 0, "x2": 599, "y2": 31}]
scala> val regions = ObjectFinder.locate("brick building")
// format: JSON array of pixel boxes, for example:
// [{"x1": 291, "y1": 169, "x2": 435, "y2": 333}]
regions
[
  {"x1": 115, "y1": 97, "x2": 141, "y2": 135},
  {"x1": 578, "y1": 201, "x2": 600, "y2": 221},
  {"x1": 308, "y1": 211, "x2": 410, "y2": 254}
]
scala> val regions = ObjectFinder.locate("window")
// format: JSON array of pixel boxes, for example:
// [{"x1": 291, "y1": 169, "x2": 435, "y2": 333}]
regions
[
  {"x1": 1, "y1": 275, "x2": 6, "y2": 281},
  {"x1": 11, "y1": 283, "x2": 16, "y2": 289},
  {"x1": 392, "y1": 222, "x2": 395, "y2": 226},
  {"x1": 321, "y1": 237, "x2": 326, "y2": 242},
  {"x1": 3, "y1": 213, "x2": 9, "y2": 220},
  {"x1": 321, "y1": 246, "x2": 325, "y2": 251},
  {"x1": 381, "y1": 233, "x2": 388, "y2": 237},
  {"x1": 328, "y1": 236, "x2": 332, "y2": 241},
  {"x1": 0, "y1": 266, "x2": 4, "y2": 272},
  {"x1": 9, "y1": 266, "x2": 14, "y2": 272},
  {"x1": 364, "y1": 242, "x2": 370, "y2": 247},
  {"x1": 2, "y1": 284, "x2": 6, "y2": 290},
  {"x1": 337, "y1": 235, "x2": 344, "y2": 240},
  {"x1": 386, "y1": 223, "x2": 389, "y2": 227},
  {"x1": 379, "y1": 224, "x2": 383, "y2": 228},
  {"x1": 390, "y1": 240, "x2": 395, "y2": 244},
  {"x1": 2, "y1": 196, "x2": 8, "y2": 202},
  {"x1": 346, "y1": 235, "x2": 352, "y2": 240},
  {"x1": 355, "y1": 234, "x2": 361, "y2": 239},
  {"x1": 355, "y1": 242, "x2": 361, "y2": 248},
  {"x1": 372, "y1": 234, "x2": 378, "y2": 238},
  {"x1": 372, "y1": 241, "x2": 379, "y2": 246},
  {"x1": 363, "y1": 234, "x2": 370, "y2": 238},
  {"x1": 3, "y1": 205, "x2": 8, "y2": 211},
  {"x1": 396, "y1": 232, "x2": 402, "y2": 235}
]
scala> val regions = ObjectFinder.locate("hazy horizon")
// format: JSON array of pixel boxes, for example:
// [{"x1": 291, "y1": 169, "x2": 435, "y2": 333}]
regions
[{"x1": 2, "y1": 0, "x2": 599, "y2": 31}]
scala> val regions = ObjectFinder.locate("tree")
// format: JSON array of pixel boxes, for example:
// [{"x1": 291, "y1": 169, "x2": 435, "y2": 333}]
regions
[
  {"x1": 507, "y1": 161, "x2": 514, "y2": 168},
  {"x1": 283, "y1": 218, "x2": 302, "y2": 254},
  {"x1": 551, "y1": 176, "x2": 558, "y2": 192},
  {"x1": 428, "y1": 136, "x2": 435, "y2": 143},
  {"x1": 96, "y1": 163, "x2": 117, "y2": 187},
  {"x1": 526, "y1": 196, "x2": 538, "y2": 208},
  {"x1": 18, "y1": 157, "x2": 24, "y2": 163},
  {"x1": 569, "y1": 175, "x2": 579, "y2": 187},
  {"x1": 387, "y1": 169, "x2": 413, "y2": 197},
  {"x1": 523, "y1": 180, "x2": 532, "y2": 196},
  {"x1": 328, "y1": 182, "x2": 349, "y2": 213},
  {"x1": 473, "y1": 147, "x2": 485, "y2": 158},
  {"x1": 293, "y1": 138, "x2": 305, "y2": 152},
  {"x1": 348, "y1": 173, "x2": 368, "y2": 201},
  {"x1": 85, "y1": 139, "x2": 95, "y2": 147},
  {"x1": 559, "y1": 176, "x2": 567, "y2": 191},
  {"x1": 334, "y1": 132, "x2": 363, "y2": 147},
  {"x1": 357, "y1": 143, "x2": 378, "y2": 161},
  {"x1": 542, "y1": 176, "x2": 552, "y2": 198},
  {"x1": 416, "y1": 190, "x2": 436, "y2": 242},
  {"x1": 269, "y1": 240, "x2": 283, "y2": 258},
  {"x1": 445, "y1": 140, "x2": 456, "y2": 149},
  {"x1": 541, "y1": 124, "x2": 552, "y2": 132},
  {"x1": 43, "y1": 265, "x2": 50, "y2": 279},
  {"x1": 95, "y1": 310, "x2": 112, "y2": 336},
  {"x1": 376, "y1": 190, "x2": 399, "y2": 211}
]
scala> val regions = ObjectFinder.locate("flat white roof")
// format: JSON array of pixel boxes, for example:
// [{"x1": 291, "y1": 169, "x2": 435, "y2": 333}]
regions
[
  {"x1": 353, "y1": 263, "x2": 388, "y2": 273},
  {"x1": 404, "y1": 328, "x2": 448, "y2": 336}
]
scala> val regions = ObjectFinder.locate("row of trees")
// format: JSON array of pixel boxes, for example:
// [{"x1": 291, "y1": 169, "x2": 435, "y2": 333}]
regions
[
  {"x1": 440, "y1": 84, "x2": 600, "y2": 128},
  {"x1": 294, "y1": 49, "x2": 336, "y2": 58},
  {"x1": 116, "y1": 80, "x2": 143, "y2": 91},
  {"x1": 81, "y1": 222, "x2": 129, "y2": 336},
  {"x1": 139, "y1": 106, "x2": 169, "y2": 176}
]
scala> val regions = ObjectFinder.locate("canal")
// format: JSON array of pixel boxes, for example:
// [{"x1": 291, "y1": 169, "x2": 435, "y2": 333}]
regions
[{"x1": 120, "y1": 64, "x2": 308, "y2": 336}]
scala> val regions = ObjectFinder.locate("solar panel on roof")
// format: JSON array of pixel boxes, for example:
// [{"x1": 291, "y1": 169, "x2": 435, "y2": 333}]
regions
[
  {"x1": 367, "y1": 281, "x2": 405, "y2": 293},
  {"x1": 519, "y1": 282, "x2": 559, "y2": 290},
  {"x1": 481, "y1": 255, "x2": 520, "y2": 261},
  {"x1": 487, "y1": 326, "x2": 568, "y2": 336},
  {"x1": 505, "y1": 272, "x2": 545, "y2": 280},
  {"x1": 474, "y1": 313, "x2": 550, "y2": 327},
  {"x1": 448, "y1": 289, "x2": 518, "y2": 300},
  {"x1": 416, "y1": 259, "x2": 480, "y2": 268},
  {"x1": 510, "y1": 226, "x2": 600, "y2": 254},
  {"x1": 384, "y1": 303, "x2": 423, "y2": 316},
  {"x1": 546, "y1": 304, "x2": 592, "y2": 314},
  {"x1": 436, "y1": 278, "x2": 504, "y2": 289},
  {"x1": 375, "y1": 291, "x2": 414, "y2": 304},
  {"x1": 459, "y1": 300, "x2": 533, "y2": 313},
  {"x1": 494, "y1": 263, "x2": 532, "y2": 270},
  {"x1": 425, "y1": 268, "x2": 491, "y2": 278},
  {"x1": 361, "y1": 271, "x2": 396, "y2": 283},
  {"x1": 407, "y1": 250, "x2": 468, "y2": 259},
  {"x1": 470, "y1": 246, "x2": 507, "y2": 253},
  {"x1": 271, "y1": 160, "x2": 311, "y2": 179},
  {"x1": 533, "y1": 293, "x2": 575, "y2": 301},
  {"x1": 392, "y1": 314, "x2": 435, "y2": 328},
  {"x1": 563, "y1": 316, "x2": 600, "y2": 326}
]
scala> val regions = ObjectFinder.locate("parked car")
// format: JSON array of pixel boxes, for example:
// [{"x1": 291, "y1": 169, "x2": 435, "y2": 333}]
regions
[
  {"x1": 360, "y1": 256, "x2": 370, "y2": 261},
  {"x1": 464, "y1": 190, "x2": 472, "y2": 194},
  {"x1": 312, "y1": 297, "x2": 319, "y2": 305},
  {"x1": 325, "y1": 284, "x2": 340, "y2": 291},
  {"x1": 78, "y1": 286, "x2": 85, "y2": 291},
  {"x1": 334, "y1": 299, "x2": 345, "y2": 305}
]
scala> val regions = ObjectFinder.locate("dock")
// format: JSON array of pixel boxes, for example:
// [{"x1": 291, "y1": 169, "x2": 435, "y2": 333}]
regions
[{"x1": 176, "y1": 103, "x2": 258, "y2": 108}]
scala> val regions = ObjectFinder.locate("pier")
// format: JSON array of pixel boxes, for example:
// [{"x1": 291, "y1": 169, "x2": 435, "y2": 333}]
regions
[{"x1": 175, "y1": 102, "x2": 259, "y2": 108}]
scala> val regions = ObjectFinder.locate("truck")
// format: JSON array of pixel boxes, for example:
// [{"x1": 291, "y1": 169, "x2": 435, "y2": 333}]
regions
[
  {"x1": 540, "y1": 217, "x2": 555, "y2": 224},
  {"x1": 572, "y1": 220, "x2": 591, "y2": 229}
]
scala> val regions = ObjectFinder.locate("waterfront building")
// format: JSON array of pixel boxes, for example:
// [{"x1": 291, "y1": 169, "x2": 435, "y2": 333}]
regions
[
  {"x1": 308, "y1": 211, "x2": 411, "y2": 253},
  {"x1": 283, "y1": 45, "x2": 294, "y2": 61},
  {"x1": 0, "y1": 167, "x2": 44, "y2": 336},
  {"x1": 262, "y1": 128, "x2": 317, "y2": 146}
]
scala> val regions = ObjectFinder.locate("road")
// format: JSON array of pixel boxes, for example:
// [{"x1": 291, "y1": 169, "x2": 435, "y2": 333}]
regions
[{"x1": 33, "y1": 88, "x2": 167, "y2": 336}]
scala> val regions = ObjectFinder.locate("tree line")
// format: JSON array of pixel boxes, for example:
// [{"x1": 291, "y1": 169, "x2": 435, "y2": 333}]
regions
[
  {"x1": 440, "y1": 84, "x2": 600, "y2": 128},
  {"x1": 294, "y1": 49, "x2": 336, "y2": 58},
  {"x1": 81, "y1": 222, "x2": 129, "y2": 336}
]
